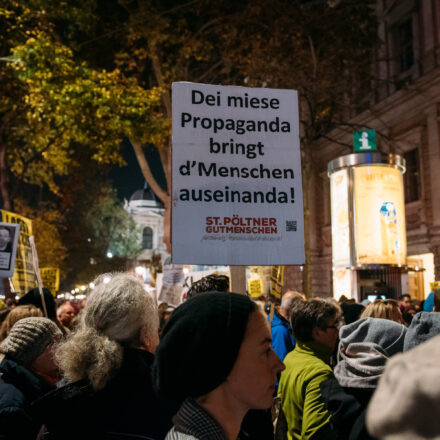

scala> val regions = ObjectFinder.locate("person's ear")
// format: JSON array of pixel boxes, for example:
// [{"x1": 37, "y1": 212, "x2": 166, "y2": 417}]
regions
[{"x1": 312, "y1": 326, "x2": 321, "y2": 341}]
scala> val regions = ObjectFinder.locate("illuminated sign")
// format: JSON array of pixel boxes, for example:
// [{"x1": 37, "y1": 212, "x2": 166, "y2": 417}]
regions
[
  {"x1": 354, "y1": 166, "x2": 406, "y2": 265},
  {"x1": 330, "y1": 169, "x2": 350, "y2": 266}
]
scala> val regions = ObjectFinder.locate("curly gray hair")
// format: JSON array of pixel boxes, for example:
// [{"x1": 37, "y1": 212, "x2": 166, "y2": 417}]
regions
[{"x1": 56, "y1": 273, "x2": 159, "y2": 390}]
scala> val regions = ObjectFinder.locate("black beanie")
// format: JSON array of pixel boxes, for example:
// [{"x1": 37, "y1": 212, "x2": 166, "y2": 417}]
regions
[
  {"x1": 18, "y1": 288, "x2": 57, "y2": 321},
  {"x1": 152, "y1": 292, "x2": 255, "y2": 403}
]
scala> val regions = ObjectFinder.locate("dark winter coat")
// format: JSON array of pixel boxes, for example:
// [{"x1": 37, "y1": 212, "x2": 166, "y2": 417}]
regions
[
  {"x1": 33, "y1": 348, "x2": 175, "y2": 440},
  {"x1": 0, "y1": 356, "x2": 52, "y2": 440},
  {"x1": 320, "y1": 377, "x2": 376, "y2": 440}
]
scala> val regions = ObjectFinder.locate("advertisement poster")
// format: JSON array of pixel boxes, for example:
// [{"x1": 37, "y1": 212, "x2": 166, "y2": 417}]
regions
[
  {"x1": 0, "y1": 222, "x2": 20, "y2": 278},
  {"x1": 330, "y1": 169, "x2": 350, "y2": 266},
  {"x1": 0, "y1": 210, "x2": 36, "y2": 294},
  {"x1": 41, "y1": 267, "x2": 60, "y2": 295},
  {"x1": 172, "y1": 82, "x2": 305, "y2": 265},
  {"x1": 354, "y1": 166, "x2": 406, "y2": 265}
]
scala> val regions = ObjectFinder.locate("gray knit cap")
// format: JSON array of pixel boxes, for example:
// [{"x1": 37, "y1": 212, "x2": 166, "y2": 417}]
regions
[
  {"x1": 0, "y1": 317, "x2": 62, "y2": 365},
  {"x1": 403, "y1": 311, "x2": 440, "y2": 352}
]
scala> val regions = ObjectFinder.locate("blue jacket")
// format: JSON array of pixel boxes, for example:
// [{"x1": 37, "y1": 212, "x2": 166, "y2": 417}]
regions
[
  {"x1": 424, "y1": 292, "x2": 434, "y2": 312},
  {"x1": 269, "y1": 310, "x2": 295, "y2": 361}
]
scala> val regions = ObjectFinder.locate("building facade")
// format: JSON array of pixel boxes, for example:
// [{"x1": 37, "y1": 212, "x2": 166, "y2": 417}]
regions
[
  {"x1": 125, "y1": 184, "x2": 165, "y2": 261},
  {"x1": 296, "y1": 0, "x2": 440, "y2": 298}
]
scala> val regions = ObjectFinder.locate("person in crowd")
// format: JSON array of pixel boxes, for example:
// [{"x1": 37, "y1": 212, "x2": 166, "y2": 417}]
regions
[
  {"x1": 0, "y1": 304, "x2": 43, "y2": 341},
  {"x1": 278, "y1": 298, "x2": 342, "y2": 440},
  {"x1": 56, "y1": 301, "x2": 76, "y2": 330},
  {"x1": 181, "y1": 275, "x2": 275, "y2": 440},
  {"x1": 320, "y1": 317, "x2": 406, "y2": 439},
  {"x1": 186, "y1": 274, "x2": 230, "y2": 300},
  {"x1": 339, "y1": 296, "x2": 365, "y2": 325},
  {"x1": 402, "y1": 310, "x2": 440, "y2": 352},
  {"x1": 270, "y1": 292, "x2": 303, "y2": 361},
  {"x1": 0, "y1": 317, "x2": 62, "y2": 439},
  {"x1": 0, "y1": 226, "x2": 12, "y2": 252},
  {"x1": 433, "y1": 289, "x2": 440, "y2": 312},
  {"x1": 366, "y1": 332, "x2": 440, "y2": 439},
  {"x1": 17, "y1": 287, "x2": 66, "y2": 335},
  {"x1": 153, "y1": 292, "x2": 285, "y2": 440},
  {"x1": 33, "y1": 273, "x2": 174, "y2": 440},
  {"x1": 5, "y1": 298, "x2": 15, "y2": 309},
  {"x1": 360, "y1": 298, "x2": 405, "y2": 324},
  {"x1": 158, "y1": 302, "x2": 175, "y2": 336},
  {"x1": 398, "y1": 294, "x2": 413, "y2": 325},
  {"x1": 423, "y1": 288, "x2": 439, "y2": 312},
  {"x1": 0, "y1": 308, "x2": 10, "y2": 326}
]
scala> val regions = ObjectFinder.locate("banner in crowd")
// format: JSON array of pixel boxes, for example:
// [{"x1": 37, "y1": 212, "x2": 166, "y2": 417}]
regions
[
  {"x1": 0, "y1": 210, "x2": 36, "y2": 294},
  {"x1": 172, "y1": 82, "x2": 305, "y2": 265},
  {"x1": 41, "y1": 267, "x2": 60, "y2": 295}
]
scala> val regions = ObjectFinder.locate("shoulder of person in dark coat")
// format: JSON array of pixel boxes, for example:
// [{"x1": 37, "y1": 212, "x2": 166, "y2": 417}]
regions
[
  {"x1": 320, "y1": 377, "x2": 376, "y2": 440},
  {"x1": 33, "y1": 348, "x2": 175, "y2": 440},
  {"x1": 0, "y1": 357, "x2": 51, "y2": 440}
]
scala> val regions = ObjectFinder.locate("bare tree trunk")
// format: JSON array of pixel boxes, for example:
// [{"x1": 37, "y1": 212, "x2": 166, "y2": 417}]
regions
[{"x1": 0, "y1": 137, "x2": 11, "y2": 211}]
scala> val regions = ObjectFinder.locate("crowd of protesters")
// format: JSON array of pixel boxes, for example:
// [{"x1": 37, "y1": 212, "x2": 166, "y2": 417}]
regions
[{"x1": 0, "y1": 273, "x2": 439, "y2": 440}]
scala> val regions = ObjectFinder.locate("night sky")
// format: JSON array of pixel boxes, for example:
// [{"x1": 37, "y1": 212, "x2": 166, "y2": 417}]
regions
[{"x1": 110, "y1": 139, "x2": 167, "y2": 201}]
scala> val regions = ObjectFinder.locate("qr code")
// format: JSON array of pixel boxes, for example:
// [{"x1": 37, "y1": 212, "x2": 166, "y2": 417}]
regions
[{"x1": 286, "y1": 220, "x2": 297, "y2": 232}]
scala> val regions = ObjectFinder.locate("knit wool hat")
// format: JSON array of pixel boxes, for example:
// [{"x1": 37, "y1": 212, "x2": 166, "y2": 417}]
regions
[
  {"x1": 403, "y1": 311, "x2": 440, "y2": 352},
  {"x1": 152, "y1": 292, "x2": 255, "y2": 403},
  {"x1": 0, "y1": 317, "x2": 62, "y2": 365}
]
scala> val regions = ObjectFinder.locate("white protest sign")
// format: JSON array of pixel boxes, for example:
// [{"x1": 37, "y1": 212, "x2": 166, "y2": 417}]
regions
[{"x1": 172, "y1": 82, "x2": 305, "y2": 265}]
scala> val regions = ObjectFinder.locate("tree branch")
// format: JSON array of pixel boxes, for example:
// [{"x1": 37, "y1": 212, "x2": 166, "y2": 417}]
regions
[{"x1": 130, "y1": 139, "x2": 169, "y2": 204}]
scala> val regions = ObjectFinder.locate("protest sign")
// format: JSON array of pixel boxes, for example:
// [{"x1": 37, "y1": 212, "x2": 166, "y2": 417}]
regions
[
  {"x1": 248, "y1": 278, "x2": 263, "y2": 298},
  {"x1": 0, "y1": 210, "x2": 36, "y2": 294},
  {"x1": 41, "y1": 267, "x2": 60, "y2": 295},
  {"x1": 158, "y1": 264, "x2": 184, "y2": 306},
  {"x1": 269, "y1": 265, "x2": 285, "y2": 304},
  {"x1": 172, "y1": 82, "x2": 305, "y2": 265},
  {"x1": 0, "y1": 222, "x2": 20, "y2": 278}
]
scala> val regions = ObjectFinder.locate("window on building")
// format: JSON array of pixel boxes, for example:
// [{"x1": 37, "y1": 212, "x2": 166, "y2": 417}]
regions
[
  {"x1": 142, "y1": 227, "x2": 153, "y2": 249},
  {"x1": 404, "y1": 149, "x2": 420, "y2": 203},
  {"x1": 396, "y1": 17, "x2": 414, "y2": 74}
]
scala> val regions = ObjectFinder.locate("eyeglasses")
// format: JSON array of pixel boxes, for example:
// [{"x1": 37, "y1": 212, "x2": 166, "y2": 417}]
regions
[{"x1": 325, "y1": 319, "x2": 342, "y2": 330}]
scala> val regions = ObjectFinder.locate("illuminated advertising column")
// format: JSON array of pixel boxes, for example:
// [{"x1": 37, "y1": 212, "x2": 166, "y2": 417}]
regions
[{"x1": 328, "y1": 153, "x2": 406, "y2": 300}]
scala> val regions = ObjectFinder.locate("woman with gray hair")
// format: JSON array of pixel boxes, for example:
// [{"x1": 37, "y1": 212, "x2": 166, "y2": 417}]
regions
[{"x1": 33, "y1": 273, "x2": 174, "y2": 440}]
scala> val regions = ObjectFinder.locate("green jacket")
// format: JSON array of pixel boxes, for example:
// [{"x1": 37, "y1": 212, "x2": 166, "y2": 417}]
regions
[{"x1": 278, "y1": 341, "x2": 336, "y2": 440}]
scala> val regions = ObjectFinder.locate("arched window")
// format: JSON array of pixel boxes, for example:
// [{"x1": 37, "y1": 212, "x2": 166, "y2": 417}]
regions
[{"x1": 142, "y1": 227, "x2": 153, "y2": 250}]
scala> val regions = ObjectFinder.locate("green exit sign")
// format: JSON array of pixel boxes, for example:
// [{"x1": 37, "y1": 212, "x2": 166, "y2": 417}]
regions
[{"x1": 354, "y1": 130, "x2": 377, "y2": 152}]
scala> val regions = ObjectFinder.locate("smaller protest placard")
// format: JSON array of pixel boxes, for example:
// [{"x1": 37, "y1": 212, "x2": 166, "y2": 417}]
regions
[
  {"x1": 41, "y1": 267, "x2": 60, "y2": 296},
  {"x1": 248, "y1": 278, "x2": 263, "y2": 298},
  {"x1": 29, "y1": 236, "x2": 48, "y2": 317},
  {"x1": 0, "y1": 210, "x2": 35, "y2": 294},
  {"x1": 158, "y1": 264, "x2": 185, "y2": 306},
  {"x1": 269, "y1": 265, "x2": 285, "y2": 304},
  {"x1": 0, "y1": 222, "x2": 20, "y2": 278}
]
